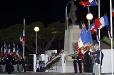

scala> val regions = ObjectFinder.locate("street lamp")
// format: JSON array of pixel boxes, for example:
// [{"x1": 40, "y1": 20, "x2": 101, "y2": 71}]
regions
[
  {"x1": 86, "y1": 12, "x2": 93, "y2": 26},
  {"x1": 34, "y1": 26, "x2": 39, "y2": 72},
  {"x1": 34, "y1": 26, "x2": 39, "y2": 55},
  {"x1": 86, "y1": 13, "x2": 93, "y2": 20}
]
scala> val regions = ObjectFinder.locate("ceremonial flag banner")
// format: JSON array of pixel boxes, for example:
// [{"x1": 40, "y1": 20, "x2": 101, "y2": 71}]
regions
[
  {"x1": 80, "y1": 26, "x2": 87, "y2": 43},
  {"x1": 80, "y1": 26, "x2": 92, "y2": 44}
]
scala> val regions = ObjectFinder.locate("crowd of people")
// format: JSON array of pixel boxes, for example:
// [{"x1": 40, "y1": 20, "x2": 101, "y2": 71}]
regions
[
  {"x1": 73, "y1": 42, "x2": 104, "y2": 74},
  {"x1": 0, "y1": 42, "x2": 26, "y2": 74},
  {"x1": 0, "y1": 52, "x2": 26, "y2": 74}
]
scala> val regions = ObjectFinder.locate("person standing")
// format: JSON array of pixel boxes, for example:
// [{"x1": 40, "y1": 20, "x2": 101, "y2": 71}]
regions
[
  {"x1": 21, "y1": 58, "x2": 26, "y2": 72},
  {"x1": 83, "y1": 46, "x2": 93, "y2": 73},
  {"x1": 5, "y1": 54, "x2": 14, "y2": 74},
  {"x1": 92, "y1": 44, "x2": 104, "y2": 75},
  {"x1": 73, "y1": 42, "x2": 84, "y2": 73}
]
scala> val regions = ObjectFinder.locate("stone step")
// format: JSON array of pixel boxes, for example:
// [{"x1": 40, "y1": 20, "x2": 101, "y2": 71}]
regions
[{"x1": 0, "y1": 72, "x2": 113, "y2": 75}]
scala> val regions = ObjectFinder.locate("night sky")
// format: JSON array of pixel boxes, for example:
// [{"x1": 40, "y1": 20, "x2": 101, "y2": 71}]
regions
[
  {"x1": 0, "y1": 0, "x2": 113, "y2": 28},
  {"x1": 0, "y1": 0, "x2": 67, "y2": 28}
]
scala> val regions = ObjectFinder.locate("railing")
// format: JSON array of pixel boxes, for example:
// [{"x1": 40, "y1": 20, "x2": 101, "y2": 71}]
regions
[{"x1": 45, "y1": 54, "x2": 61, "y2": 70}]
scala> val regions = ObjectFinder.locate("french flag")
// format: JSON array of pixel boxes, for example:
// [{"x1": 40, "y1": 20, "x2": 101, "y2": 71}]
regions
[
  {"x1": 79, "y1": 0, "x2": 97, "y2": 7},
  {"x1": 100, "y1": 16, "x2": 109, "y2": 29}
]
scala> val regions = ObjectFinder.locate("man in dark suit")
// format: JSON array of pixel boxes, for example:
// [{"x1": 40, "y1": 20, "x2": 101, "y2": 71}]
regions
[
  {"x1": 92, "y1": 44, "x2": 104, "y2": 75},
  {"x1": 83, "y1": 46, "x2": 93, "y2": 73},
  {"x1": 5, "y1": 54, "x2": 14, "y2": 74}
]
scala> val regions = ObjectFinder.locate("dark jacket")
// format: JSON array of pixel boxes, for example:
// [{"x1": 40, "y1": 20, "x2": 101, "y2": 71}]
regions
[{"x1": 93, "y1": 50, "x2": 104, "y2": 65}]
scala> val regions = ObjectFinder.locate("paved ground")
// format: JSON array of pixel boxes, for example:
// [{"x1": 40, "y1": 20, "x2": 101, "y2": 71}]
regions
[{"x1": 0, "y1": 72, "x2": 113, "y2": 75}]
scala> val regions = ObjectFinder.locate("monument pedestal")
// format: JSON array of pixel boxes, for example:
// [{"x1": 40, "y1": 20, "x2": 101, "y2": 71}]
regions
[
  {"x1": 64, "y1": 25, "x2": 81, "y2": 61},
  {"x1": 62, "y1": 25, "x2": 81, "y2": 73}
]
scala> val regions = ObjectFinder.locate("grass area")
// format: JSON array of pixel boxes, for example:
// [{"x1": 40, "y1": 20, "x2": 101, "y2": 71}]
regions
[{"x1": 101, "y1": 37, "x2": 114, "y2": 48}]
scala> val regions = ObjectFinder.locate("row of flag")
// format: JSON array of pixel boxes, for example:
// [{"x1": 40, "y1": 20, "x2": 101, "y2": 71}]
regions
[
  {"x1": 0, "y1": 42, "x2": 20, "y2": 57},
  {"x1": 78, "y1": 15, "x2": 109, "y2": 48}
]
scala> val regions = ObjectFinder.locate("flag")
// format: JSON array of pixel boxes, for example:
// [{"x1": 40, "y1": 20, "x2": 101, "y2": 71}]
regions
[
  {"x1": 79, "y1": 0, "x2": 97, "y2": 7},
  {"x1": 80, "y1": 26, "x2": 87, "y2": 44},
  {"x1": 79, "y1": 1, "x2": 90, "y2": 7},
  {"x1": 89, "y1": 0, "x2": 93, "y2": 3},
  {"x1": 94, "y1": 18, "x2": 101, "y2": 29},
  {"x1": 86, "y1": 29, "x2": 92, "y2": 43},
  {"x1": 20, "y1": 28, "x2": 26, "y2": 44},
  {"x1": 80, "y1": 26, "x2": 92, "y2": 44},
  {"x1": 90, "y1": 23, "x2": 97, "y2": 33},
  {"x1": 8, "y1": 44, "x2": 11, "y2": 54},
  {"x1": 112, "y1": 12, "x2": 114, "y2": 17},
  {"x1": 78, "y1": 38, "x2": 84, "y2": 48},
  {"x1": 99, "y1": 16, "x2": 105, "y2": 29},
  {"x1": 100, "y1": 16, "x2": 109, "y2": 29},
  {"x1": 20, "y1": 18, "x2": 26, "y2": 44},
  {"x1": 20, "y1": 36, "x2": 23, "y2": 43},
  {"x1": 16, "y1": 45, "x2": 20, "y2": 56},
  {"x1": 112, "y1": 9, "x2": 114, "y2": 17},
  {"x1": 89, "y1": 0, "x2": 97, "y2": 6},
  {"x1": 13, "y1": 43, "x2": 16, "y2": 54},
  {"x1": 103, "y1": 16, "x2": 109, "y2": 26},
  {"x1": 0, "y1": 46, "x2": 3, "y2": 57},
  {"x1": 3, "y1": 42, "x2": 8, "y2": 57}
]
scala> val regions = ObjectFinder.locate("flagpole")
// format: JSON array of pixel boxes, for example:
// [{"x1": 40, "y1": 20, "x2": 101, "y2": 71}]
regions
[
  {"x1": 110, "y1": 0, "x2": 113, "y2": 75},
  {"x1": 23, "y1": 18, "x2": 25, "y2": 59},
  {"x1": 98, "y1": 0, "x2": 102, "y2": 75},
  {"x1": 98, "y1": 0, "x2": 100, "y2": 48}
]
